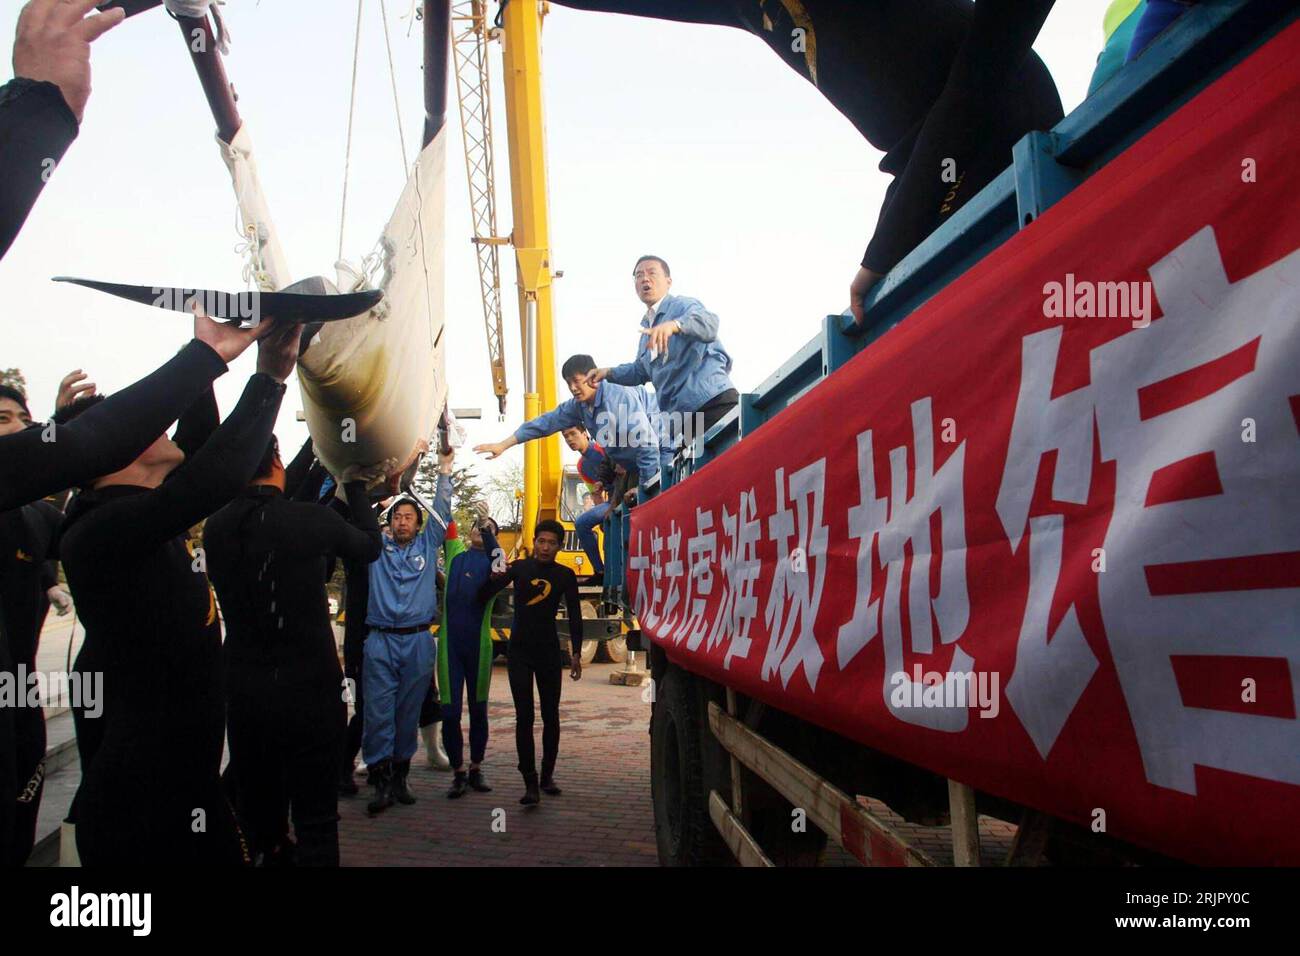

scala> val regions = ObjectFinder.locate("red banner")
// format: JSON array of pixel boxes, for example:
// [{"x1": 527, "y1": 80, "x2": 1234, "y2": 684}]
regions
[{"x1": 630, "y1": 22, "x2": 1300, "y2": 865}]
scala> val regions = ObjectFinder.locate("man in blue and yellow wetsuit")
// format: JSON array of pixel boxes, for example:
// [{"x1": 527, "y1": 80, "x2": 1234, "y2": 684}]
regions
[{"x1": 439, "y1": 516, "x2": 505, "y2": 798}]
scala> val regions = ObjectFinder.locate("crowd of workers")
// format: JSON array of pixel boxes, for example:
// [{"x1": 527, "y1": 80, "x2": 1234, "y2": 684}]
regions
[{"x1": 0, "y1": 0, "x2": 1199, "y2": 867}]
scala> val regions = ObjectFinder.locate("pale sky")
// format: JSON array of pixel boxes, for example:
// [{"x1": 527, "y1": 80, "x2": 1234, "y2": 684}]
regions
[{"x1": 1, "y1": 0, "x2": 1111, "y2": 490}]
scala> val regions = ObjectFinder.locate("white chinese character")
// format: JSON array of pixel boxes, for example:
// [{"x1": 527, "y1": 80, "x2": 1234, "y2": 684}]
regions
[
  {"x1": 682, "y1": 507, "x2": 717, "y2": 651},
  {"x1": 837, "y1": 398, "x2": 971, "y2": 730},
  {"x1": 1091, "y1": 226, "x2": 1300, "y2": 793},
  {"x1": 628, "y1": 528, "x2": 651, "y2": 621},
  {"x1": 706, "y1": 489, "x2": 762, "y2": 669},
  {"x1": 642, "y1": 524, "x2": 666, "y2": 631},
  {"x1": 658, "y1": 520, "x2": 685, "y2": 638},
  {"x1": 762, "y1": 461, "x2": 828, "y2": 691},
  {"x1": 995, "y1": 326, "x2": 1100, "y2": 759}
]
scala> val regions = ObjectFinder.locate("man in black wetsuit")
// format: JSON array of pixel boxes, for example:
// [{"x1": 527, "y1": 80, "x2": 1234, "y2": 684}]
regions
[
  {"x1": 548, "y1": 1, "x2": 1062, "y2": 321},
  {"x1": 56, "y1": 321, "x2": 301, "y2": 866},
  {"x1": 0, "y1": 385, "x2": 65, "y2": 866},
  {"x1": 480, "y1": 520, "x2": 584, "y2": 806},
  {"x1": 338, "y1": 552, "x2": 371, "y2": 795},
  {"x1": 204, "y1": 437, "x2": 382, "y2": 866}
]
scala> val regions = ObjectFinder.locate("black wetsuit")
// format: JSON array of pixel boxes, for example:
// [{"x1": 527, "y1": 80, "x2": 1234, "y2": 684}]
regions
[
  {"x1": 204, "y1": 479, "x2": 380, "y2": 866},
  {"x1": 340, "y1": 555, "x2": 370, "y2": 772},
  {"x1": 0, "y1": 499, "x2": 61, "y2": 866},
  {"x1": 273, "y1": 449, "x2": 373, "y2": 781},
  {"x1": 0, "y1": 78, "x2": 77, "y2": 262},
  {"x1": 58, "y1": 372, "x2": 284, "y2": 866},
  {"x1": 550, "y1": 0, "x2": 1062, "y2": 273},
  {"x1": 481, "y1": 559, "x2": 584, "y2": 780},
  {"x1": 0, "y1": 340, "x2": 230, "y2": 513},
  {"x1": 65, "y1": 380, "x2": 220, "y2": 800}
]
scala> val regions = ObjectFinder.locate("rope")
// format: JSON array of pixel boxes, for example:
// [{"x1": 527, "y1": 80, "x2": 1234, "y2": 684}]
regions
[
  {"x1": 381, "y1": 0, "x2": 435, "y2": 350},
  {"x1": 379, "y1": 0, "x2": 411, "y2": 176},
  {"x1": 338, "y1": 0, "x2": 365, "y2": 263}
]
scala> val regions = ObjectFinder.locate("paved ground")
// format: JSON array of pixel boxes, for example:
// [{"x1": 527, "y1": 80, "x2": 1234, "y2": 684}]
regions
[
  {"x1": 340, "y1": 659, "x2": 661, "y2": 867},
  {"x1": 33, "y1": 615, "x2": 1015, "y2": 867}
]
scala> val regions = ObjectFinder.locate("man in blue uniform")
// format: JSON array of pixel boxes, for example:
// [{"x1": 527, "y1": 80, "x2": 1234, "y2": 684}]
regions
[
  {"x1": 587, "y1": 256, "x2": 738, "y2": 458},
  {"x1": 363, "y1": 449, "x2": 454, "y2": 815},
  {"x1": 562, "y1": 424, "x2": 611, "y2": 582},
  {"x1": 474, "y1": 354, "x2": 662, "y2": 498}
]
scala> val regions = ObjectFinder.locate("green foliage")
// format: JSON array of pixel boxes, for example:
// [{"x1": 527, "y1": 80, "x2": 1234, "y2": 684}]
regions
[
  {"x1": 0, "y1": 367, "x2": 27, "y2": 394},
  {"x1": 411, "y1": 456, "x2": 487, "y2": 532},
  {"x1": 484, "y1": 461, "x2": 523, "y2": 529}
]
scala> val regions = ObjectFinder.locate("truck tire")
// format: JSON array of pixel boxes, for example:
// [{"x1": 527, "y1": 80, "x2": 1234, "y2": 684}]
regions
[
  {"x1": 651, "y1": 666, "x2": 732, "y2": 866},
  {"x1": 603, "y1": 634, "x2": 629, "y2": 664}
]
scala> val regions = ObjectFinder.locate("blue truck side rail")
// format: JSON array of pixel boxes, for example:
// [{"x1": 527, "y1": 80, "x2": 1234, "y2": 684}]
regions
[{"x1": 604, "y1": 0, "x2": 1299, "y2": 610}]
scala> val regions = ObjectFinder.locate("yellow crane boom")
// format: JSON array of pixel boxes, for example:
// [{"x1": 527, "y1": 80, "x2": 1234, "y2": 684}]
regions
[{"x1": 500, "y1": 0, "x2": 562, "y2": 553}]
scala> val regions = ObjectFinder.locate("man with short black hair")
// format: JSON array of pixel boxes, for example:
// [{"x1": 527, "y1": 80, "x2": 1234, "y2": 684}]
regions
[
  {"x1": 587, "y1": 256, "x2": 738, "y2": 458},
  {"x1": 56, "y1": 321, "x2": 302, "y2": 865},
  {"x1": 562, "y1": 424, "x2": 610, "y2": 582},
  {"x1": 480, "y1": 519, "x2": 584, "y2": 806},
  {"x1": 439, "y1": 515, "x2": 504, "y2": 798},
  {"x1": 204, "y1": 436, "x2": 383, "y2": 865},
  {"x1": 362, "y1": 454, "x2": 454, "y2": 815},
  {"x1": 475, "y1": 354, "x2": 661, "y2": 499},
  {"x1": 0, "y1": 383, "x2": 67, "y2": 867}
]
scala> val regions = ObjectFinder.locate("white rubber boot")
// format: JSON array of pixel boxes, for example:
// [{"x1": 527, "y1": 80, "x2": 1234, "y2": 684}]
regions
[{"x1": 423, "y1": 722, "x2": 451, "y2": 771}]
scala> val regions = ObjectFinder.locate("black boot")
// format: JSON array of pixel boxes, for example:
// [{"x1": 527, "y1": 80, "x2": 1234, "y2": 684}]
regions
[
  {"x1": 519, "y1": 772, "x2": 540, "y2": 806},
  {"x1": 338, "y1": 761, "x2": 359, "y2": 797},
  {"x1": 540, "y1": 775, "x2": 562, "y2": 796},
  {"x1": 447, "y1": 770, "x2": 468, "y2": 799},
  {"x1": 294, "y1": 821, "x2": 340, "y2": 868},
  {"x1": 468, "y1": 767, "x2": 493, "y2": 792},
  {"x1": 391, "y1": 760, "x2": 417, "y2": 805},
  {"x1": 367, "y1": 759, "x2": 394, "y2": 816}
]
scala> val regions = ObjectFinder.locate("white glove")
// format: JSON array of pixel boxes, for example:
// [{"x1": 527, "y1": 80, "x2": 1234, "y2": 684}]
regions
[
  {"x1": 444, "y1": 410, "x2": 469, "y2": 450},
  {"x1": 47, "y1": 586, "x2": 72, "y2": 617}
]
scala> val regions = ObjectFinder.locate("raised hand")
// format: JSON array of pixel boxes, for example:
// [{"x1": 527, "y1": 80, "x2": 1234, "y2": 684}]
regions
[
  {"x1": 255, "y1": 319, "x2": 303, "y2": 383},
  {"x1": 55, "y1": 369, "x2": 96, "y2": 409},
  {"x1": 192, "y1": 301, "x2": 274, "y2": 364},
  {"x1": 641, "y1": 321, "x2": 679, "y2": 356},
  {"x1": 12, "y1": 0, "x2": 126, "y2": 123}
]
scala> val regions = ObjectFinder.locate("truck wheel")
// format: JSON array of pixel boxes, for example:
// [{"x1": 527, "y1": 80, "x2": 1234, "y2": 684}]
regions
[
  {"x1": 651, "y1": 666, "x2": 731, "y2": 866},
  {"x1": 580, "y1": 640, "x2": 600, "y2": 664},
  {"x1": 603, "y1": 635, "x2": 629, "y2": 664}
]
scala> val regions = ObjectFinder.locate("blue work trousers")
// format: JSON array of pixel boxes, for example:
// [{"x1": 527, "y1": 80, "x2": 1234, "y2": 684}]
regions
[
  {"x1": 574, "y1": 502, "x2": 610, "y2": 574},
  {"x1": 363, "y1": 629, "x2": 435, "y2": 766}
]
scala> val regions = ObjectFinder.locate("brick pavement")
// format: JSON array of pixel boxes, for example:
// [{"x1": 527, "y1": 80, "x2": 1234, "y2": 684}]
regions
[{"x1": 340, "y1": 659, "x2": 660, "y2": 867}]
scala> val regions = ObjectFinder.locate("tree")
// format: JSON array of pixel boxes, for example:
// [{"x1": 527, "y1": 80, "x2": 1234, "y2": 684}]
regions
[
  {"x1": 484, "y1": 461, "x2": 523, "y2": 529},
  {"x1": 410, "y1": 455, "x2": 487, "y2": 531},
  {"x1": 0, "y1": 367, "x2": 26, "y2": 394}
]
